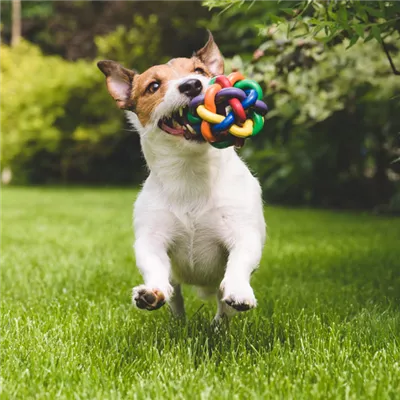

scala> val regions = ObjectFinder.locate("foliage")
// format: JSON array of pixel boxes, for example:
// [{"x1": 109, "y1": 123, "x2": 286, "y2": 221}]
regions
[
  {"x1": 197, "y1": 1, "x2": 279, "y2": 58},
  {"x1": 205, "y1": 1, "x2": 400, "y2": 43},
  {"x1": 0, "y1": 40, "x2": 144, "y2": 184},
  {"x1": 276, "y1": 1, "x2": 400, "y2": 47},
  {"x1": 0, "y1": 1, "x2": 211, "y2": 60},
  {"x1": 204, "y1": 1, "x2": 400, "y2": 208},
  {"x1": 1, "y1": 41, "x2": 94, "y2": 164},
  {"x1": 0, "y1": 5, "x2": 210, "y2": 185},
  {"x1": 1, "y1": 1, "x2": 400, "y2": 209},
  {"x1": 0, "y1": 1, "x2": 53, "y2": 28},
  {"x1": 0, "y1": 3, "x2": 214, "y2": 185},
  {"x1": 205, "y1": 0, "x2": 400, "y2": 72},
  {"x1": 2, "y1": 187, "x2": 400, "y2": 398},
  {"x1": 0, "y1": 1, "x2": 53, "y2": 19},
  {"x1": 95, "y1": 15, "x2": 164, "y2": 72}
]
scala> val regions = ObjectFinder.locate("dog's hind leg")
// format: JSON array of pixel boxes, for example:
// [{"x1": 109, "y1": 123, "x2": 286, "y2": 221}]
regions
[
  {"x1": 213, "y1": 288, "x2": 237, "y2": 325},
  {"x1": 168, "y1": 283, "x2": 185, "y2": 318}
]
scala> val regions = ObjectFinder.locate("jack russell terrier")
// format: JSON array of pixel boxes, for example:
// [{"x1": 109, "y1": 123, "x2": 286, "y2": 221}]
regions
[{"x1": 98, "y1": 32, "x2": 266, "y2": 322}]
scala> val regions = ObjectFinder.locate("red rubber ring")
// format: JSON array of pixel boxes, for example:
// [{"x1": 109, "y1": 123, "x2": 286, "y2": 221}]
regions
[
  {"x1": 234, "y1": 137, "x2": 245, "y2": 148},
  {"x1": 215, "y1": 76, "x2": 232, "y2": 88},
  {"x1": 215, "y1": 75, "x2": 246, "y2": 123},
  {"x1": 229, "y1": 98, "x2": 246, "y2": 123}
]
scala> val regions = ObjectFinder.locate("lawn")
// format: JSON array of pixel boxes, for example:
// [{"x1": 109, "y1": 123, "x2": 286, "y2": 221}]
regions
[{"x1": 1, "y1": 187, "x2": 400, "y2": 399}]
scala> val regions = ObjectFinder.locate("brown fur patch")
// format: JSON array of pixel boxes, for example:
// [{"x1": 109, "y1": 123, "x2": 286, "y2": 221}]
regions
[
  {"x1": 130, "y1": 58, "x2": 212, "y2": 126},
  {"x1": 98, "y1": 32, "x2": 224, "y2": 126}
]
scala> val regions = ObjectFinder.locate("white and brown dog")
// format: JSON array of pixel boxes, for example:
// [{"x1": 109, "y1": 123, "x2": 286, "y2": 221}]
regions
[{"x1": 98, "y1": 32, "x2": 266, "y2": 322}]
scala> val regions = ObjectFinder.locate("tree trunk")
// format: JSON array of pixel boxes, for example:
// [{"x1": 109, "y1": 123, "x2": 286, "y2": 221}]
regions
[{"x1": 11, "y1": 0, "x2": 21, "y2": 47}]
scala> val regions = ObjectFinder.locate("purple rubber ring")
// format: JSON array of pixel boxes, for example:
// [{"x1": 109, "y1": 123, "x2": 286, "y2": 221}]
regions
[
  {"x1": 189, "y1": 89, "x2": 268, "y2": 117},
  {"x1": 254, "y1": 100, "x2": 268, "y2": 116},
  {"x1": 215, "y1": 87, "x2": 247, "y2": 103},
  {"x1": 189, "y1": 95, "x2": 205, "y2": 114}
]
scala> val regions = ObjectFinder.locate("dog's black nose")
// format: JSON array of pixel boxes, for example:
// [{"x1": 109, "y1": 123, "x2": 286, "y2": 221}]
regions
[{"x1": 179, "y1": 79, "x2": 202, "y2": 98}]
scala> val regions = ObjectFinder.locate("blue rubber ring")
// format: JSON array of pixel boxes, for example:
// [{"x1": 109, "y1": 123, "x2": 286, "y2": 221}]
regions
[
  {"x1": 211, "y1": 89, "x2": 258, "y2": 133},
  {"x1": 212, "y1": 112, "x2": 235, "y2": 132},
  {"x1": 241, "y1": 89, "x2": 258, "y2": 109}
]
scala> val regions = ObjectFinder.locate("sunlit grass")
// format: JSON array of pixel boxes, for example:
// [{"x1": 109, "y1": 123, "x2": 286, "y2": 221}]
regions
[{"x1": 1, "y1": 187, "x2": 400, "y2": 399}]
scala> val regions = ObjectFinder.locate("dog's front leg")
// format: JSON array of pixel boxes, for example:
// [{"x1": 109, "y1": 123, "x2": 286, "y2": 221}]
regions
[
  {"x1": 132, "y1": 233, "x2": 173, "y2": 311},
  {"x1": 220, "y1": 223, "x2": 265, "y2": 313}
]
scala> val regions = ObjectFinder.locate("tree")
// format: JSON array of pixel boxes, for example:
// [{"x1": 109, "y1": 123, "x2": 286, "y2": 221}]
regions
[
  {"x1": 11, "y1": 0, "x2": 21, "y2": 47},
  {"x1": 205, "y1": 0, "x2": 400, "y2": 75}
]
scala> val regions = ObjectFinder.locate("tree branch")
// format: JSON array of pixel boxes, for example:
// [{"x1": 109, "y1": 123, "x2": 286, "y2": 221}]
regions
[{"x1": 382, "y1": 39, "x2": 400, "y2": 76}]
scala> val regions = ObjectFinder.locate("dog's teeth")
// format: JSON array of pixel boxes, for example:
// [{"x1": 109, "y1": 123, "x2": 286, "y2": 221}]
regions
[
  {"x1": 186, "y1": 124, "x2": 195, "y2": 134},
  {"x1": 173, "y1": 120, "x2": 182, "y2": 129},
  {"x1": 179, "y1": 108, "x2": 183, "y2": 117}
]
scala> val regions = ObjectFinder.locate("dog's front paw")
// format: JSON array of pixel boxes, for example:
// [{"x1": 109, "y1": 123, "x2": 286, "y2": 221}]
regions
[
  {"x1": 132, "y1": 285, "x2": 166, "y2": 311},
  {"x1": 220, "y1": 280, "x2": 257, "y2": 312}
]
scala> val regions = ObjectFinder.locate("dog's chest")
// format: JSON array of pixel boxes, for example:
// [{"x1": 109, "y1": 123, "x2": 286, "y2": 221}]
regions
[{"x1": 168, "y1": 208, "x2": 228, "y2": 286}]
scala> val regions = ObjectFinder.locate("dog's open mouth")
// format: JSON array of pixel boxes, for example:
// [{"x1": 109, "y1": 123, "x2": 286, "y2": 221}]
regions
[{"x1": 158, "y1": 107, "x2": 201, "y2": 141}]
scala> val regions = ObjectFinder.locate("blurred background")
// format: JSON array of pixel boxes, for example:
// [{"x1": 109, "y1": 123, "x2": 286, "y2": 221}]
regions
[{"x1": 1, "y1": 0, "x2": 399, "y2": 211}]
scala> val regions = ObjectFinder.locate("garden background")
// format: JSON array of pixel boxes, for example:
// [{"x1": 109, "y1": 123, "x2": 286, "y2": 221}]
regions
[
  {"x1": 1, "y1": 0, "x2": 399, "y2": 210},
  {"x1": 2, "y1": 2, "x2": 400, "y2": 399}
]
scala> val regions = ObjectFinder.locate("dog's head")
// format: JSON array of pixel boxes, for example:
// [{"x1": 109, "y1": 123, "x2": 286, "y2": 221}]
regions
[{"x1": 97, "y1": 32, "x2": 224, "y2": 146}]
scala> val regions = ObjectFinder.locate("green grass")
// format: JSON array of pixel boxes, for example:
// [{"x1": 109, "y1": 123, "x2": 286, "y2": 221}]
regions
[{"x1": 1, "y1": 187, "x2": 400, "y2": 400}]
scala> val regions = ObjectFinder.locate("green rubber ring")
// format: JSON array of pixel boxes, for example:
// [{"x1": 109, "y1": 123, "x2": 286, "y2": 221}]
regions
[
  {"x1": 234, "y1": 80, "x2": 263, "y2": 100},
  {"x1": 209, "y1": 77, "x2": 216, "y2": 85},
  {"x1": 187, "y1": 111, "x2": 202, "y2": 124},
  {"x1": 211, "y1": 138, "x2": 234, "y2": 149},
  {"x1": 251, "y1": 112, "x2": 264, "y2": 136}
]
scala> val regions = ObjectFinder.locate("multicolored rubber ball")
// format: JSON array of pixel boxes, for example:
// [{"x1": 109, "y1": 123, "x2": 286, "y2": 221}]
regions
[{"x1": 187, "y1": 72, "x2": 268, "y2": 149}]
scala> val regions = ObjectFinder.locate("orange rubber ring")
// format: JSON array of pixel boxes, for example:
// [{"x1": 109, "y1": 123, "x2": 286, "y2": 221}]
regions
[
  {"x1": 201, "y1": 121, "x2": 217, "y2": 142},
  {"x1": 228, "y1": 72, "x2": 245, "y2": 86},
  {"x1": 204, "y1": 84, "x2": 221, "y2": 113}
]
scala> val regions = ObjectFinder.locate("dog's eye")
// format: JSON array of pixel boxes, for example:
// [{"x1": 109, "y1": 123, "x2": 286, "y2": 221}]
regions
[
  {"x1": 146, "y1": 81, "x2": 160, "y2": 94},
  {"x1": 194, "y1": 67, "x2": 206, "y2": 75}
]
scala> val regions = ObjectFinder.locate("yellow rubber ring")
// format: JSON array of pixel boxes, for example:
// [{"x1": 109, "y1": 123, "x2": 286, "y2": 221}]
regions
[
  {"x1": 197, "y1": 105, "x2": 224, "y2": 124},
  {"x1": 229, "y1": 119, "x2": 254, "y2": 138},
  {"x1": 196, "y1": 105, "x2": 254, "y2": 138}
]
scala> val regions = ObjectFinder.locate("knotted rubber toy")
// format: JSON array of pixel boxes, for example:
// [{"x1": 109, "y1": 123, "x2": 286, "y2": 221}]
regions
[{"x1": 187, "y1": 72, "x2": 268, "y2": 149}]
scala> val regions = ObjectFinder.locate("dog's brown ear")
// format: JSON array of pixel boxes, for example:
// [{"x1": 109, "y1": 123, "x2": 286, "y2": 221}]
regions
[
  {"x1": 97, "y1": 60, "x2": 137, "y2": 110},
  {"x1": 195, "y1": 31, "x2": 224, "y2": 76}
]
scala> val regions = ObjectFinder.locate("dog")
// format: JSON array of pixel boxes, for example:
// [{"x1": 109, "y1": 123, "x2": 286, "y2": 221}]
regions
[{"x1": 97, "y1": 32, "x2": 266, "y2": 322}]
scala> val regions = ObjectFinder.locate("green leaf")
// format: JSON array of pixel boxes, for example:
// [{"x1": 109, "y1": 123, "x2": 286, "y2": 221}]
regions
[
  {"x1": 281, "y1": 8, "x2": 295, "y2": 16},
  {"x1": 323, "y1": 25, "x2": 343, "y2": 44},
  {"x1": 353, "y1": 24, "x2": 365, "y2": 39},
  {"x1": 364, "y1": 6, "x2": 384, "y2": 19},
  {"x1": 267, "y1": 13, "x2": 285, "y2": 24},
  {"x1": 287, "y1": 21, "x2": 292, "y2": 39},
  {"x1": 337, "y1": 4, "x2": 348, "y2": 26},
  {"x1": 364, "y1": 31, "x2": 374, "y2": 43},
  {"x1": 358, "y1": 9, "x2": 369, "y2": 23},
  {"x1": 371, "y1": 25, "x2": 383, "y2": 44},
  {"x1": 346, "y1": 34, "x2": 359, "y2": 49}
]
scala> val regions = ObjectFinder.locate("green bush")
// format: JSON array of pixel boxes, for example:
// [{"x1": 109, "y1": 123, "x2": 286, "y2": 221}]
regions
[
  {"x1": 95, "y1": 15, "x2": 164, "y2": 72},
  {"x1": 2, "y1": 4, "x2": 399, "y2": 209},
  {"x1": 220, "y1": 23, "x2": 400, "y2": 208},
  {"x1": 1, "y1": 40, "x2": 145, "y2": 184}
]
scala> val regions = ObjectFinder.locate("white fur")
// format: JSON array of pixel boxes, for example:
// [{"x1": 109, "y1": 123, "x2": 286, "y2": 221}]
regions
[{"x1": 127, "y1": 75, "x2": 266, "y2": 319}]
